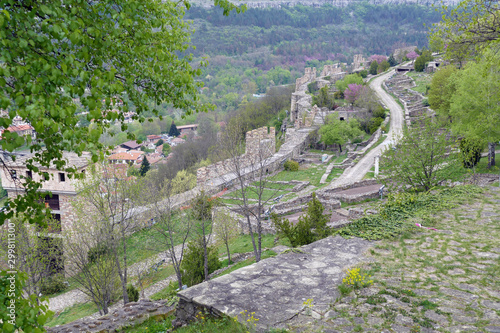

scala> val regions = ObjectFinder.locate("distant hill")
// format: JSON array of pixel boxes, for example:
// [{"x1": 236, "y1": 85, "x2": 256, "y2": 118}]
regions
[{"x1": 191, "y1": 0, "x2": 460, "y2": 9}]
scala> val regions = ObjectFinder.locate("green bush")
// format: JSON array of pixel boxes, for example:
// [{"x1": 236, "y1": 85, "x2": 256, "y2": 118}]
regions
[
  {"x1": 283, "y1": 159, "x2": 299, "y2": 171},
  {"x1": 87, "y1": 243, "x2": 111, "y2": 264},
  {"x1": 368, "y1": 117, "x2": 384, "y2": 134},
  {"x1": 459, "y1": 137, "x2": 484, "y2": 168},
  {"x1": 372, "y1": 106, "x2": 387, "y2": 119},
  {"x1": 271, "y1": 193, "x2": 330, "y2": 247},
  {"x1": 127, "y1": 284, "x2": 140, "y2": 302},
  {"x1": 181, "y1": 240, "x2": 221, "y2": 287},
  {"x1": 358, "y1": 70, "x2": 368, "y2": 78},
  {"x1": 40, "y1": 274, "x2": 67, "y2": 295},
  {"x1": 422, "y1": 98, "x2": 430, "y2": 107}
]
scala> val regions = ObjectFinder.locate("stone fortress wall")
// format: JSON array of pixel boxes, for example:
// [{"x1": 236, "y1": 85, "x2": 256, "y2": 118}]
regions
[{"x1": 196, "y1": 127, "x2": 276, "y2": 187}]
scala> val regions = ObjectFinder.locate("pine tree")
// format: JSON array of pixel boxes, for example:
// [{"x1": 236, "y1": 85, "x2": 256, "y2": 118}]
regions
[
  {"x1": 388, "y1": 54, "x2": 398, "y2": 67},
  {"x1": 139, "y1": 157, "x2": 150, "y2": 176},
  {"x1": 169, "y1": 121, "x2": 180, "y2": 137}
]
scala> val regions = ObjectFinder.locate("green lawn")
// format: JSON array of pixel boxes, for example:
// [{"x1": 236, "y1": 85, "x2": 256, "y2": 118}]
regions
[
  {"x1": 47, "y1": 301, "x2": 100, "y2": 327},
  {"x1": 224, "y1": 188, "x2": 288, "y2": 201},
  {"x1": 406, "y1": 71, "x2": 433, "y2": 95},
  {"x1": 272, "y1": 164, "x2": 327, "y2": 187},
  {"x1": 325, "y1": 168, "x2": 344, "y2": 183}
]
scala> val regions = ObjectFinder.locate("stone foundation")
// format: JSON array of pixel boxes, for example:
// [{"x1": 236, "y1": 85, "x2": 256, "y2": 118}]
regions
[{"x1": 47, "y1": 299, "x2": 175, "y2": 333}]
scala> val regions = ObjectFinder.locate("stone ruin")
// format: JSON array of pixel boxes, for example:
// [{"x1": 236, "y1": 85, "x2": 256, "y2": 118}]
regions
[
  {"x1": 320, "y1": 63, "x2": 342, "y2": 77},
  {"x1": 352, "y1": 54, "x2": 368, "y2": 71},
  {"x1": 384, "y1": 72, "x2": 433, "y2": 126},
  {"x1": 196, "y1": 127, "x2": 276, "y2": 187},
  {"x1": 294, "y1": 67, "x2": 317, "y2": 91},
  {"x1": 47, "y1": 299, "x2": 174, "y2": 333}
]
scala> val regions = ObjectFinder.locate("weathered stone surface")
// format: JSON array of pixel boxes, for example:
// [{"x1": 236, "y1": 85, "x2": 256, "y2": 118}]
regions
[
  {"x1": 177, "y1": 236, "x2": 371, "y2": 331},
  {"x1": 46, "y1": 300, "x2": 174, "y2": 333}
]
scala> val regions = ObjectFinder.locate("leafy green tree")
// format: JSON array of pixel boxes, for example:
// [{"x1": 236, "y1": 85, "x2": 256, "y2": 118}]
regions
[
  {"x1": 181, "y1": 239, "x2": 221, "y2": 287},
  {"x1": 319, "y1": 114, "x2": 363, "y2": 152},
  {"x1": 171, "y1": 170, "x2": 197, "y2": 194},
  {"x1": 414, "y1": 51, "x2": 433, "y2": 72},
  {"x1": 449, "y1": 48, "x2": 500, "y2": 167},
  {"x1": 377, "y1": 60, "x2": 390, "y2": 73},
  {"x1": 369, "y1": 61, "x2": 378, "y2": 75},
  {"x1": 459, "y1": 137, "x2": 485, "y2": 168},
  {"x1": 0, "y1": 0, "x2": 242, "y2": 227},
  {"x1": 313, "y1": 86, "x2": 336, "y2": 109},
  {"x1": 388, "y1": 54, "x2": 398, "y2": 66},
  {"x1": 140, "y1": 157, "x2": 150, "y2": 176},
  {"x1": 169, "y1": 122, "x2": 180, "y2": 137},
  {"x1": 335, "y1": 74, "x2": 364, "y2": 92},
  {"x1": 155, "y1": 139, "x2": 164, "y2": 147},
  {"x1": 381, "y1": 118, "x2": 459, "y2": 192},
  {"x1": 162, "y1": 143, "x2": 172, "y2": 156},
  {"x1": 430, "y1": 0, "x2": 499, "y2": 62},
  {"x1": 0, "y1": 272, "x2": 53, "y2": 332},
  {"x1": 428, "y1": 65, "x2": 458, "y2": 120}
]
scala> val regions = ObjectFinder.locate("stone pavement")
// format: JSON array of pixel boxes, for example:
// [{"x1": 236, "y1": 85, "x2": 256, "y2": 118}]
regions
[{"x1": 176, "y1": 235, "x2": 372, "y2": 332}]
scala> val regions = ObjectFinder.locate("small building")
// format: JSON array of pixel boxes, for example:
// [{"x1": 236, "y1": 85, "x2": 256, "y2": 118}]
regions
[
  {"x1": 107, "y1": 150, "x2": 143, "y2": 165},
  {"x1": 1, "y1": 123, "x2": 36, "y2": 141},
  {"x1": 176, "y1": 124, "x2": 198, "y2": 135},
  {"x1": 171, "y1": 137, "x2": 186, "y2": 146},
  {"x1": 120, "y1": 140, "x2": 142, "y2": 151},
  {"x1": 146, "y1": 134, "x2": 162, "y2": 143}
]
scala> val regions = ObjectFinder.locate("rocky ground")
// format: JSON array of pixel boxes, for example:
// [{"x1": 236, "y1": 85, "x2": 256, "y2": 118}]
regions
[{"x1": 282, "y1": 185, "x2": 500, "y2": 333}]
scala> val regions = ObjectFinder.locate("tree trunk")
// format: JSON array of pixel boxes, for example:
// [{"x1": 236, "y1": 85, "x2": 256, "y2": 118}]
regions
[
  {"x1": 226, "y1": 241, "x2": 231, "y2": 267},
  {"x1": 488, "y1": 142, "x2": 496, "y2": 168},
  {"x1": 339, "y1": 144, "x2": 342, "y2": 153}
]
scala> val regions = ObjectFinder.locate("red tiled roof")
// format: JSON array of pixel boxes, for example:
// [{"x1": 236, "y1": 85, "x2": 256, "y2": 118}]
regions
[
  {"x1": 6, "y1": 124, "x2": 34, "y2": 132},
  {"x1": 108, "y1": 151, "x2": 143, "y2": 161}
]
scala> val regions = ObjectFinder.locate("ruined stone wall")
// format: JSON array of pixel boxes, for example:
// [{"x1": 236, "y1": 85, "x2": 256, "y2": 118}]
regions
[
  {"x1": 352, "y1": 54, "x2": 367, "y2": 70},
  {"x1": 320, "y1": 64, "x2": 342, "y2": 77},
  {"x1": 197, "y1": 127, "x2": 276, "y2": 187},
  {"x1": 47, "y1": 300, "x2": 175, "y2": 333},
  {"x1": 295, "y1": 67, "x2": 317, "y2": 91}
]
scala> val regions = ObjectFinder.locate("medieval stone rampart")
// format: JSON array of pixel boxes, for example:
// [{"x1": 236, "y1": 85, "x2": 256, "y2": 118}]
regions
[
  {"x1": 295, "y1": 67, "x2": 317, "y2": 91},
  {"x1": 196, "y1": 127, "x2": 276, "y2": 187}
]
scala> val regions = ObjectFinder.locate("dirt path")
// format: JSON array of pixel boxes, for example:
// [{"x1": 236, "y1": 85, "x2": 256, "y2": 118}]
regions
[{"x1": 328, "y1": 70, "x2": 404, "y2": 188}]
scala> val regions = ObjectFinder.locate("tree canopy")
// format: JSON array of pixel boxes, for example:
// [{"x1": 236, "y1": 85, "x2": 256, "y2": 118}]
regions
[
  {"x1": 0, "y1": 0, "x2": 242, "y2": 227},
  {"x1": 319, "y1": 114, "x2": 363, "y2": 152}
]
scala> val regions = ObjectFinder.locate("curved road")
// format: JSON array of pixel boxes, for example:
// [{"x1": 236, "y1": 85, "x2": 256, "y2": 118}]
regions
[{"x1": 327, "y1": 70, "x2": 404, "y2": 188}]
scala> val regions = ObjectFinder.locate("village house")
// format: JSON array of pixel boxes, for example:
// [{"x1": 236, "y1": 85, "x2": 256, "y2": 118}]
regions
[
  {"x1": 176, "y1": 124, "x2": 198, "y2": 135},
  {"x1": 120, "y1": 140, "x2": 142, "y2": 151},
  {"x1": 107, "y1": 150, "x2": 144, "y2": 165},
  {"x1": 0, "y1": 152, "x2": 92, "y2": 274}
]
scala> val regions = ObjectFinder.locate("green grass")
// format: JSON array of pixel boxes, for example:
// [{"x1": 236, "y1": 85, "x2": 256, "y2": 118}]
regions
[
  {"x1": 46, "y1": 301, "x2": 100, "y2": 327},
  {"x1": 224, "y1": 188, "x2": 288, "y2": 201},
  {"x1": 250, "y1": 181, "x2": 292, "y2": 190},
  {"x1": 331, "y1": 153, "x2": 348, "y2": 164},
  {"x1": 217, "y1": 234, "x2": 290, "y2": 257},
  {"x1": 215, "y1": 249, "x2": 277, "y2": 278},
  {"x1": 272, "y1": 164, "x2": 327, "y2": 187},
  {"x1": 118, "y1": 313, "x2": 251, "y2": 333},
  {"x1": 406, "y1": 71, "x2": 432, "y2": 95},
  {"x1": 326, "y1": 168, "x2": 344, "y2": 183},
  {"x1": 221, "y1": 198, "x2": 245, "y2": 206},
  {"x1": 308, "y1": 149, "x2": 336, "y2": 155}
]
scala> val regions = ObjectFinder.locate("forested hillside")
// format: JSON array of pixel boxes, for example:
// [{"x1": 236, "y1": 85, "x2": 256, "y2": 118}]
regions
[{"x1": 182, "y1": 4, "x2": 443, "y2": 112}]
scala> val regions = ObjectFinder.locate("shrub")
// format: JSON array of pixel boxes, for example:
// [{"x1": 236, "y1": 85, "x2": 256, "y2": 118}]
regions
[
  {"x1": 459, "y1": 137, "x2": 484, "y2": 168},
  {"x1": 271, "y1": 193, "x2": 330, "y2": 247},
  {"x1": 283, "y1": 159, "x2": 299, "y2": 171},
  {"x1": 40, "y1": 274, "x2": 67, "y2": 295},
  {"x1": 87, "y1": 243, "x2": 111, "y2": 264},
  {"x1": 181, "y1": 240, "x2": 221, "y2": 287},
  {"x1": 422, "y1": 98, "x2": 430, "y2": 107},
  {"x1": 127, "y1": 284, "x2": 140, "y2": 302},
  {"x1": 372, "y1": 106, "x2": 386, "y2": 119},
  {"x1": 358, "y1": 70, "x2": 368, "y2": 78},
  {"x1": 333, "y1": 91, "x2": 344, "y2": 100},
  {"x1": 368, "y1": 117, "x2": 384, "y2": 134}
]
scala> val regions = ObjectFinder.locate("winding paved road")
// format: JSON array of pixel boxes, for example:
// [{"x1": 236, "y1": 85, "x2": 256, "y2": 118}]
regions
[{"x1": 327, "y1": 70, "x2": 404, "y2": 188}]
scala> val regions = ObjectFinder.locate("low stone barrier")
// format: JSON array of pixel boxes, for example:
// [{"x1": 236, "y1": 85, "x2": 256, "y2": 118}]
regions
[{"x1": 47, "y1": 299, "x2": 175, "y2": 333}]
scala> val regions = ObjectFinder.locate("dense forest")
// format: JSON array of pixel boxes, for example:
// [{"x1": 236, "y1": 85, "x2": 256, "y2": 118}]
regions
[{"x1": 179, "y1": 3, "x2": 443, "y2": 113}]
